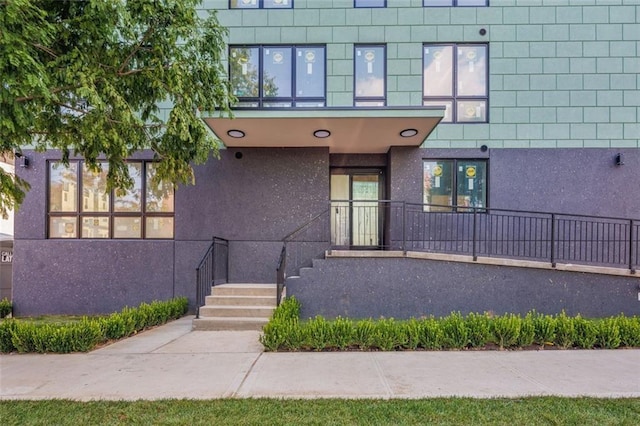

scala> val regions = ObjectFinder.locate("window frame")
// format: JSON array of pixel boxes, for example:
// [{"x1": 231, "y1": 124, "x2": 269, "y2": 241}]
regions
[
  {"x1": 229, "y1": 0, "x2": 293, "y2": 9},
  {"x1": 423, "y1": 0, "x2": 488, "y2": 6},
  {"x1": 229, "y1": 44, "x2": 327, "y2": 109},
  {"x1": 423, "y1": 43, "x2": 489, "y2": 123},
  {"x1": 47, "y1": 160, "x2": 175, "y2": 239},
  {"x1": 353, "y1": 44, "x2": 387, "y2": 107},
  {"x1": 423, "y1": 158, "x2": 488, "y2": 212},
  {"x1": 354, "y1": 0, "x2": 386, "y2": 8}
]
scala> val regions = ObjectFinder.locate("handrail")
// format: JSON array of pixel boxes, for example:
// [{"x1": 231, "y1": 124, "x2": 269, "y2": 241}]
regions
[
  {"x1": 276, "y1": 244, "x2": 286, "y2": 306},
  {"x1": 195, "y1": 236, "x2": 229, "y2": 318}
]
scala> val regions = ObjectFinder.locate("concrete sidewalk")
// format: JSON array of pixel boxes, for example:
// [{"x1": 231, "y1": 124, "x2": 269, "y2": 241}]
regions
[{"x1": 1, "y1": 316, "x2": 639, "y2": 401}]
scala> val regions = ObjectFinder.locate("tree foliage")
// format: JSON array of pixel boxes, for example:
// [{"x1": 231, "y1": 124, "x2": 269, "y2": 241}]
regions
[{"x1": 0, "y1": 0, "x2": 233, "y2": 218}]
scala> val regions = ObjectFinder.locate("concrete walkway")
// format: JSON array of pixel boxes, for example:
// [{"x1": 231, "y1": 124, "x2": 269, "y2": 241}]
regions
[{"x1": 1, "y1": 316, "x2": 639, "y2": 401}]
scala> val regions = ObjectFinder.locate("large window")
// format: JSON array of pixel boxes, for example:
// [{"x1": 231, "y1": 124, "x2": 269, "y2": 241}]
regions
[
  {"x1": 354, "y1": 45, "x2": 386, "y2": 107},
  {"x1": 48, "y1": 161, "x2": 174, "y2": 239},
  {"x1": 355, "y1": 0, "x2": 386, "y2": 7},
  {"x1": 423, "y1": 159, "x2": 487, "y2": 212},
  {"x1": 230, "y1": 0, "x2": 292, "y2": 9},
  {"x1": 424, "y1": 0, "x2": 488, "y2": 6},
  {"x1": 229, "y1": 45, "x2": 326, "y2": 108},
  {"x1": 423, "y1": 44, "x2": 488, "y2": 123}
]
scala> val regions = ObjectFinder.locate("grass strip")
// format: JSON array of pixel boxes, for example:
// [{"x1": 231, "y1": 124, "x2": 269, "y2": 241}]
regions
[{"x1": 1, "y1": 398, "x2": 639, "y2": 425}]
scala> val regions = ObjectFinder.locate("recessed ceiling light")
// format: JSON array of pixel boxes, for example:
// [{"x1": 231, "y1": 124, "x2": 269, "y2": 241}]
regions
[
  {"x1": 227, "y1": 129, "x2": 245, "y2": 138},
  {"x1": 313, "y1": 129, "x2": 331, "y2": 138},
  {"x1": 400, "y1": 128, "x2": 418, "y2": 137}
]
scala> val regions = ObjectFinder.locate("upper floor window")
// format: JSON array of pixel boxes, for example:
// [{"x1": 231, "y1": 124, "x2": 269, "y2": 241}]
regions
[
  {"x1": 423, "y1": 159, "x2": 487, "y2": 212},
  {"x1": 423, "y1": 44, "x2": 488, "y2": 123},
  {"x1": 354, "y1": 45, "x2": 386, "y2": 107},
  {"x1": 230, "y1": 45, "x2": 326, "y2": 108},
  {"x1": 48, "y1": 161, "x2": 174, "y2": 239},
  {"x1": 230, "y1": 0, "x2": 292, "y2": 9},
  {"x1": 424, "y1": 0, "x2": 488, "y2": 6},
  {"x1": 355, "y1": 0, "x2": 386, "y2": 7}
]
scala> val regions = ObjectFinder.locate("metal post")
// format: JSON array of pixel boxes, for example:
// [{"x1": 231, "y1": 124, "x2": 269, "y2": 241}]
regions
[
  {"x1": 327, "y1": 201, "x2": 332, "y2": 255},
  {"x1": 550, "y1": 213, "x2": 556, "y2": 267},
  {"x1": 629, "y1": 219, "x2": 635, "y2": 274},
  {"x1": 472, "y1": 207, "x2": 478, "y2": 261},
  {"x1": 195, "y1": 268, "x2": 201, "y2": 319},
  {"x1": 402, "y1": 201, "x2": 407, "y2": 254}
]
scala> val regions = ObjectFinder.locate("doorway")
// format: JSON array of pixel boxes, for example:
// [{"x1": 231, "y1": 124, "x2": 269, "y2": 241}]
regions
[{"x1": 330, "y1": 169, "x2": 384, "y2": 249}]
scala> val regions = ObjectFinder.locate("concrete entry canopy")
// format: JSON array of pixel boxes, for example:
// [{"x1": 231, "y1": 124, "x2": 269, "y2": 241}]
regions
[{"x1": 204, "y1": 107, "x2": 445, "y2": 154}]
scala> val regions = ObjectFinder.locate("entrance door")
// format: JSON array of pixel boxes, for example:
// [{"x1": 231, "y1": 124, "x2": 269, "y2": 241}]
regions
[{"x1": 330, "y1": 169, "x2": 384, "y2": 248}]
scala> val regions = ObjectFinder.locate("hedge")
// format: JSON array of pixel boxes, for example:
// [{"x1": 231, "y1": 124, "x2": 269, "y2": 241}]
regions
[
  {"x1": 260, "y1": 297, "x2": 640, "y2": 352},
  {"x1": 0, "y1": 297, "x2": 188, "y2": 353}
]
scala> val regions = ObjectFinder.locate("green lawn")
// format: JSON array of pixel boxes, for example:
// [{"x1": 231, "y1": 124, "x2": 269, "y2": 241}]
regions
[{"x1": 1, "y1": 398, "x2": 639, "y2": 425}]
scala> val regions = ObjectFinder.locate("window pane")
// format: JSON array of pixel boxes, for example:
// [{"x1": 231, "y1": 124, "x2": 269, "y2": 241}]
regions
[
  {"x1": 295, "y1": 101, "x2": 326, "y2": 107},
  {"x1": 82, "y1": 217, "x2": 109, "y2": 238},
  {"x1": 457, "y1": 45, "x2": 487, "y2": 97},
  {"x1": 423, "y1": 100, "x2": 453, "y2": 122},
  {"x1": 146, "y1": 163, "x2": 174, "y2": 213},
  {"x1": 457, "y1": 100, "x2": 487, "y2": 122},
  {"x1": 49, "y1": 217, "x2": 77, "y2": 238},
  {"x1": 424, "y1": 0, "x2": 453, "y2": 6},
  {"x1": 113, "y1": 217, "x2": 142, "y2": 239},
  {"x1": 354, "y1": 101, "x2": 385, "y2": 107},
  {"x1": 114, "y1": 163, "x2": 142, "y2": 212},
  {"x1": 49, "y1": 162, "x2": 78, "y2": 212},
  {"x1": 264, "y1": 0, "x2": 292, "y2": 7},
  {"x1": 423, "y1": 161, "x2": 453, "y2": 212},
  {"x1": 145, "y1": 217, "x2": 174, "y2": 239},
  {"x1": 230, "y1": 0, "x2": 258, "y2": 8},
  {"x1": 423, "y1": 45, "x2": 453, "y2": 97},
  {"x1": 355, "y1": 46, "x2": 385, "y2": 98},
  {"x1": 263, "y1": 47, "x2": 292, "y2": 98},
  {"x1": 355, "y1": 0, "x2": 386, "y2": 7},
  {"x1": 456, "y1": 161, "x2": 486, "y2": 210},
  {"x1": 263, "y1": 101, "x2": 293, "y2": 108},
  {"x1": 230, "y1": 47, "x2": 260, "y2": 97},
  {"x1": 82, "y1": 163, "x2": 109, "y2": 212},
  {"x1": 296, "y1": 47, "x2": 325, "y2": 98}
]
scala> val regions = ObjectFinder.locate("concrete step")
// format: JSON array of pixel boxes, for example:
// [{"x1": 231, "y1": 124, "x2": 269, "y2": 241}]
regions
[
  {"x1": 212, "y1": 283, "x2": 276, "y2": 297},
  {"x1": 205, "y1": 295, "x2": 277, "y2": 306},
  {"x1": 192, "y1": 317, "x2": 269, "y2": 331},
  {"x1": 198, "y1": 305, "x2": 275, "y2": 318}
]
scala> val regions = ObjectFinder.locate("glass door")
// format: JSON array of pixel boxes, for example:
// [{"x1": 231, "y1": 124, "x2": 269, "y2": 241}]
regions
[{"x1": 330, "y1": 170, "x2": 383, "y2": 248}]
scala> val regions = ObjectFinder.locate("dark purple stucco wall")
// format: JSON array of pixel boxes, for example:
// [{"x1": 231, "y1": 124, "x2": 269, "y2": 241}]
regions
[{"x1": 11, "y1": 147, "x2": 640, "y2": 315}]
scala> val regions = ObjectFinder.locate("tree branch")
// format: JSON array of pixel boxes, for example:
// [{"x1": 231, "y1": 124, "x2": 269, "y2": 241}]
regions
[{"x1": 118, "y1": 26, "x2": 156, "y2": 75}]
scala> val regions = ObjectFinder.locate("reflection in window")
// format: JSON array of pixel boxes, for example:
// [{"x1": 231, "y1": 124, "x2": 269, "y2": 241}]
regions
[
  {"x1": 423, "y1": 44, "x2": 488, "y2": 123},
  {"x1": 354, "y1": 45, "x2": 385, "y2": 106},
  {"x1": 423, "y1": 159, "x2": 487, "y2": 212},
  {"x1": 48, "y1": 161, "x2": 174, "y2": 239},
  {"x1": 230, "y1": 0, "x2": 292, "y2": 8},
  {"x1": 114, "y1": 163, "x2": 142, "y2": 212},
  {"x1": 230, "y1": 45, "x2": 326, "y2": 108}
]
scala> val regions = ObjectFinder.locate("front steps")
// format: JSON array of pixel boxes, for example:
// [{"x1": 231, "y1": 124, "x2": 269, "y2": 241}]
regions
[{"x1": 192, "y1": 284, "x2": 277, "y2": 331}]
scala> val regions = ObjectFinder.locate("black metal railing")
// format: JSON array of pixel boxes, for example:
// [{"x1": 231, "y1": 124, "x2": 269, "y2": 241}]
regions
[
  {"x1": 277, "y1": 201, "x2": 638, "y2": 280},
  {"x1": 195, "y1": 236, "x2": 229, "y2": 318}
]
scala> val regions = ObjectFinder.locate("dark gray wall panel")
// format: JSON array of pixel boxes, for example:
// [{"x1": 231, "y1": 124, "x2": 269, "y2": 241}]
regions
[
  {"x1": 288, "y1": 257, "x2": 639, "y2": 319},
  {"x1": 12, "y1": 240, "x2": 174, "y2": 316}
]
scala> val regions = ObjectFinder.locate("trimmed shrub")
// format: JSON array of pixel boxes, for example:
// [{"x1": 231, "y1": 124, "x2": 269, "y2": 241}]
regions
[
  {"x1": 372, "y1": 318, "x2": 406, "y2": 351},
  {"x1": 0, "y1": 319, "x2": 17, "y2": 352},
  {"x1": 554, "y1": 311, "x2": 576, "y2": 349},
  {"x1": 574, "y1": 315, "x2": 598, "y2": 349},
  {"x1": 596, "y1": 318, "x2": 621, "y2": 349},
  {"x1": 307, "y1": 316, "x2": 332, "y2": 351},
  {"x1": 617, "y1": 315, "x2": 640, "y2": 348},
  {"x1": 403, "y1": 318, "x2": 422, "y2": 350},
  {"x1": 272, "y1": 296, "x2": 301, "y2": 322},
  {"x1": 532, "y1": 312, "x2": 556, "y2": 347},
  {"x1": 516, "y1": 312, "x2": 536, "y2": 348},
  {"x1": 329, "y1": 317, "x2": 354, "y2": 351},
  {"x1": 353, "y1": 319, "x2": 376, "y2": 350},
  {"x1": 440, "y1": 312, "x2": 468, "y2": 349},
  {"x1": 465, "y1": 312, "x2": 491, "y2": 348},
  {"x1": 491, "y1": 314, "x2": 521, "y2": 349},
  {"x1": 418, "y1": 318, "x2": 443, "y2": 350},
  {"x1": 0, "y1": 298, "x2": 12, "y2": 318}
]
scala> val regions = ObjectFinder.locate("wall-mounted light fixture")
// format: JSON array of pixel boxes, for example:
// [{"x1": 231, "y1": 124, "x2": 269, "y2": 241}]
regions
[
  {"x1": 15, "y1": 152, "x2": 29, "y2": 168},
  {"x1": 615, "y1": 153, "x2": 624, "y2": 166},
  {"x1": 399, "y1": 129, "x2": 418, "y2": 138},
  {"x1": 227, "y1": 129, "x2": 245, "y2": 138},
  {"x1": 313, "y1": 129, "x2": 331, "y2": 138}
]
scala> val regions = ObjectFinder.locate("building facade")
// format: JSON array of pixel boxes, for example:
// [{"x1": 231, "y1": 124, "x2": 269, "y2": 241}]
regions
[{"x1": 12, "y1": 0, "x2": 640, "y2": 317}]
